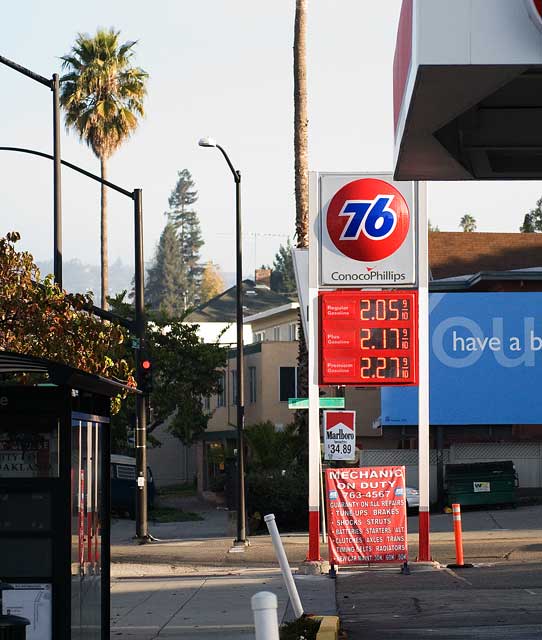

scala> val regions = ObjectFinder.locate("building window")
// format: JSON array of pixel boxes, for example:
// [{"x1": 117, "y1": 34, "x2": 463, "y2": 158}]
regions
[
  {"x1": 273, "y1": 326, "x2": 281, "y2": 341},
  {"x1": 249, "y1": 366, "x2": 257, "y2": 403},
  {"x1": 232, "y1": 370, "x2": 238, "y2": 405},
  {"x1": 217, "y1": 372, "x2": 226, "y2": 407},
  {"x1": 288, "y1": 323, "x2": 298, "y2": 341},
  {"x1": 279, "y1": 367, "x2": 297, "y2": 402},
  {"x1": 254, "y1": 331, "x2": 265, "y2": 343}
]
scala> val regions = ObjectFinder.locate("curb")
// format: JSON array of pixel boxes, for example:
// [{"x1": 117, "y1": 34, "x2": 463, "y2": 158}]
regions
[{"x1": 316, "y1": 615, "x2": 340, "y2": 640}]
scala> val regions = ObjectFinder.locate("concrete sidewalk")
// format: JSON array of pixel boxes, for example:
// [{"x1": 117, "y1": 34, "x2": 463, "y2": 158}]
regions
[{"x1": 110, "y1": 569, "x2": 336, "y2": 639}]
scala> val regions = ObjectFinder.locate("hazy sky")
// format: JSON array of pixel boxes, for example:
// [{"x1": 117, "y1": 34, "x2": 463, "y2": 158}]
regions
[{"x1": 2, "y1": 1, "x2": 541, "y2": 281}]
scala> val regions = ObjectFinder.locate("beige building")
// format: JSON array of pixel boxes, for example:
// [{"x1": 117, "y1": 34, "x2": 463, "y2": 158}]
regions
[{"x1": 198, "y1": 298, "x2": 301, "y2": 492}]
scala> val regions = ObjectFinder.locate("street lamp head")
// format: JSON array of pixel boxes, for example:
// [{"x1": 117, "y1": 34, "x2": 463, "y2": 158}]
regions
[{"x1": 198, "y1": 136, "x2": 217, "y2": 148}]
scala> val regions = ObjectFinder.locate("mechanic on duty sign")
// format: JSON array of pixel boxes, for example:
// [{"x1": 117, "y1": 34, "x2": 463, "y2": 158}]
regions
[
  {"x1": 319, "y1": 173, "x2": 415, "y2": 287},
  {"x1": 323, "y1": 410, "x2": 356, "y2": 461},
  {"x1": 325, "y1": 466, "x2": 408, "y2": 565}
]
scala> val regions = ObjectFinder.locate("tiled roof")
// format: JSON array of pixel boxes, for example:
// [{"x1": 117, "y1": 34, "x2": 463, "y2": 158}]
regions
[
  {"x1": 430, "y1": 232, "x2": 542, "y2": 280},
  {"x1": 185, "y1": 280, "x2": 297, "y2": 323}
]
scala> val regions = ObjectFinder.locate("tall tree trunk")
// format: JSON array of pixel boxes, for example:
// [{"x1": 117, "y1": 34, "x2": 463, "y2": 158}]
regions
[
  {"x1": 294, "y1": 0, "x2": 309, "y2": 454},
  {"x1": 294, "y1": 0, "x2": 309, "y2": 249},
  {"x1": 100, "y1": 156, "x2": 109, "y2": 310}
]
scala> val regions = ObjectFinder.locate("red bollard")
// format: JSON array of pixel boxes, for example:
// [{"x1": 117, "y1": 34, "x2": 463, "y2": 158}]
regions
[{"x1": 447, "y1": 503, "x2": 473, "y2": 569}]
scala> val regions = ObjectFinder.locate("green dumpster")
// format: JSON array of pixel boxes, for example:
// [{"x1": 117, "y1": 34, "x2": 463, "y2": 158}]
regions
[{"x1": 445, "y1": 461, "x2": 518, "y2": 508}]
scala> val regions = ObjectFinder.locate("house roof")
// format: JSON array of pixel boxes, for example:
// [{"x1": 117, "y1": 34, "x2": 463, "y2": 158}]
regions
[
  {"x1": 185, "y1": 280, "x2": 297, "y2": 323},
  {"x1": 430, "y1": 232, "x2": 542, "y2": 280}
]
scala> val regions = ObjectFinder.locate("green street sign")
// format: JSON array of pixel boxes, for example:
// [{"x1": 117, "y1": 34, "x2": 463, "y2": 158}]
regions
[{"x1": 288, "y1": 397, "x2": 345, "y2": 410}]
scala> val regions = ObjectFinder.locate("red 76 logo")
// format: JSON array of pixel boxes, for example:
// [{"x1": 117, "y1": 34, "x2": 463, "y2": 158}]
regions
[
  {"x1": 326, "y1": 177, "x2": 410, "y2": 262},
  {"x1": 339, "y1": 195, "x2": 397, "y2": 241}
]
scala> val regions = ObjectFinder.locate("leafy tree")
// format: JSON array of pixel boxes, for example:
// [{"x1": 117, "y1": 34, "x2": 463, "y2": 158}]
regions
[
  {"x1": 270, "y1": 239, "x2": 296, "y2": 293},
  {"x1": 0, "y1": 232, "x2": 134, "y2": 409},
  {"x1": 166, "y1": 169, "x2": 204, "y2": 307},
  {"x1": 459, "y1": 214, "x2": 477, "y2": 232},
  {"x1": 199, "y1": 261, "x2": 225, "y2": 304},
  {"x1": 146, "y1": 223, "x2": 186, "y2": 318},
  {"x1": 149, "y1": 320, "x2": 226, "y2": 444},
  {"x1": 429, "y1": 220, "x2": 440, "y2": 232},
  {"x1": 520, "y1": 197, "x2": 542, "y2": 232},
  {"x1": 60, "y1": 28, "x2": 148, "y2": 309},
  {"x1": 108, "y1": 293, "x2": 226, "y2": 447}
]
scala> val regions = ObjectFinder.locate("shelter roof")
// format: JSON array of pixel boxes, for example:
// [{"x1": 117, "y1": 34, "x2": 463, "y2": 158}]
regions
[{"x1": 0, "y1": 350, "x2": 138, "y2": 397}]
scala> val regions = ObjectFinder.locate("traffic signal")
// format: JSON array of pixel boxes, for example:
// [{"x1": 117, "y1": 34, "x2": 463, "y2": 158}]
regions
[{"x1": 140, "y1": 358, "x2": 153, "y2": 393}]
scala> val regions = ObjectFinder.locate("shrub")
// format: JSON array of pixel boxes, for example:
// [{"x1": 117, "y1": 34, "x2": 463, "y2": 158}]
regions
[{"x1": 246, "y1": 469, "x2": 308, "y2": 532}]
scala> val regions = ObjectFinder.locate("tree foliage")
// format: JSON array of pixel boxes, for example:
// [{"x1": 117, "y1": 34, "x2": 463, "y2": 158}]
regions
[
  {"x1": 270, "y1": 239, "x2": 296, "y2": 293},
  {"x1": 520, "y1": 197, "x2": 542, "y2": 232},
  {"x1": 60, "y1": 28, "x2": 148, "y2": 309},
  {"x1": 245, "y1": 421, "x2": 303, "y2": 471},
  {"x1": 0, "y1": 233, "x2": 135, "y2": 406},
  {"x1": 60, "y1": 28, "x2": 147, "y2": 161},
  {"x1": 428, "y1": 219, "x2": 440, "y2": 232},
  {"x1": 200, "y1": 261, "x2": 225, "y2": 304},
  {"x1": 166, "y1": 169, "x2": 204, "y2": 307},
  {"x1": 108, "y1": 293, "x2": 226, "y2": 447},
  {"x1": 459, "y1": 214, "x2": 477, "y2": 232},
  {"x1": 146, "y1": 223, "x2": 186, "y2": 318},
  {"x1": 149, "y1": 320, "x2": 226, "y2": 444}
]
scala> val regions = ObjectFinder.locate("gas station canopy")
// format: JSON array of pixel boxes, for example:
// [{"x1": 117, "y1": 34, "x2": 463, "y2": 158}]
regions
[{"x1": 393, "y1": 0, "x2": 542, "y2": 180}]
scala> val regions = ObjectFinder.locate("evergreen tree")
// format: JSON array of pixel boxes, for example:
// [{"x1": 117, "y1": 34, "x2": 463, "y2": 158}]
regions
[
  {"x1": 200, "y1": 261, "x2": 225, "y2": 304},
  {"x1": 270, "y1": 239, "x2": 296, "y2": 293},
  {"x1": 167, "y1": 169, "x2": 204, "y2": 306},
  {"x1": 428, "y1": 219, "x2": 440, "y2": 232},
  {"x1": 520, "y1": 197, "x2": 542, "y2": 232},
  {"x1": 146, "y1": 223, "x2": 186, "y2": 318}
]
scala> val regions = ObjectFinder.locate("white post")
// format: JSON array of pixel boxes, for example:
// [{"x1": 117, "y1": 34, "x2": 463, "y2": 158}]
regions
[
  {"x1": 251, "y1": 591, "x2": 280, "y2": 640},
  {"x1": 417, "y1": 181, "x2": 431, "y2": 560},
  {"x1": 307, "y1": 171, "x2": 321, "y2": 560},
  {"x1": 319, "y1": 455, "x2": 327, "y2": 543},
  {"x1": 264, "y1": 514, "x2": 304, "y2": 619}
]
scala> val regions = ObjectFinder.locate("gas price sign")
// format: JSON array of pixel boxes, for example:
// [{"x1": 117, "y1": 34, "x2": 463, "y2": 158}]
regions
[{"x1": 319, "y1": 290, "x2": 418, "y2": 386}]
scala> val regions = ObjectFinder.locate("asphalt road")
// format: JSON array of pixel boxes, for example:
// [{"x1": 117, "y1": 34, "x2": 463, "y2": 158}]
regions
[{"x1": 338, "y1": 562, "x2": 542, "y2": 639}]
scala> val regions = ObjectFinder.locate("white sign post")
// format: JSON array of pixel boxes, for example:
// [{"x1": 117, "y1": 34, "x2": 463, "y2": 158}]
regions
[{"x1": 305, "y1": 171, "x2": 422, "y2": 565}]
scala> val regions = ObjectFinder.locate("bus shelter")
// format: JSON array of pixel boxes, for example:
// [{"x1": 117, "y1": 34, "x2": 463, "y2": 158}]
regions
[{"x1": 0, "y1": 351, "x2": 138, "y2": 640}]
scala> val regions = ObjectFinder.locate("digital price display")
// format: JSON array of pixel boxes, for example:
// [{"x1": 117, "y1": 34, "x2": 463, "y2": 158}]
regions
[{"x1": 319, "y1": 290, "x2": 418, "y2": 386}]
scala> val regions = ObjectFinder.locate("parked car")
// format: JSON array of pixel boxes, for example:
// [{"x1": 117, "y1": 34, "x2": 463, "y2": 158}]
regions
[
  {"x1": 111, "y1": 454, "x2": 155, "y2": 518},
  {"x1": 405, "y1": 486, "x2": 420, "y2": 511}
]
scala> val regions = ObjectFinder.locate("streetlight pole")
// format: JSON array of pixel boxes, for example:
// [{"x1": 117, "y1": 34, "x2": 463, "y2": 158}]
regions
[
  {"x1": 0, "y1": 54, "x2": 63, "y2": 287},
  {"x1": 0, "y1": 145, "x2": 149, "y2": 541},
  {"x1": 199, "y1": 137, "x2": 247, "y2": 545}
]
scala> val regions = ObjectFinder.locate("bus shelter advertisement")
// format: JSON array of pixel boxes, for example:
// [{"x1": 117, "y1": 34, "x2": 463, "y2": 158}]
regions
[{"x1": 325, "y1": 466, "x2": 408, "y2": 565}]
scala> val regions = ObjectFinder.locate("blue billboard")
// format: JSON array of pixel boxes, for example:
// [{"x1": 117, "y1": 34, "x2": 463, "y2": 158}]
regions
[{"x1": 381, "y1": 293, "x2": 542, "y2": 425}]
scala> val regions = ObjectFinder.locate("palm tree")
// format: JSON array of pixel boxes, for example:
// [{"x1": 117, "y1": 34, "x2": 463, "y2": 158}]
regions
[
  {"x1": 60, "y1": 28, "x2": 148, "y2": 308},
  {"x1": 293, "y1": 0, "x2": 309, "y2": 457},
  {"x1": 459, "y1": 214, "x2": 477, "y2": 232}
]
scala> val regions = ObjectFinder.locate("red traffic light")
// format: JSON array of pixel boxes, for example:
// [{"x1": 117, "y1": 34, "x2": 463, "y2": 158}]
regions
[{"x1": 141, "y1": 359, "x2": 152, "y2": 370}]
